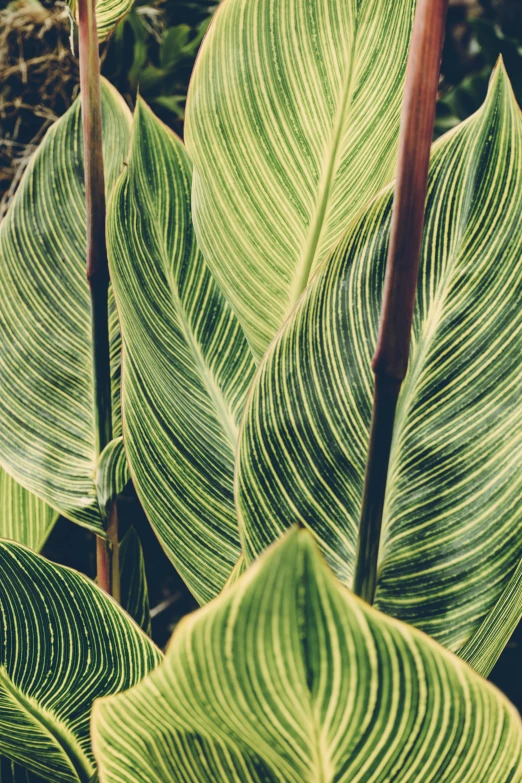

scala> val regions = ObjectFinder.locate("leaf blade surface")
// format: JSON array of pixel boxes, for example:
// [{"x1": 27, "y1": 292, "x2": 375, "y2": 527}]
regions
[
  {"x1": 237, "y1": 64, "x2": 522, "y2": 659},
  {"x1": 185, "y1": 0, "x2": 417, "y2": 358},
  {"x1": 93, "y1": 530, "x2": 522, "y2": 782},
  {"x1": 0, "y1": 542, "x2": 161, "y2": 782},
  {"x1": 0, "y1": 81, "x2": 130, "y2": 532},
  {"x1": 108, "y1": 100, "x2": 255, "y2": 601}
]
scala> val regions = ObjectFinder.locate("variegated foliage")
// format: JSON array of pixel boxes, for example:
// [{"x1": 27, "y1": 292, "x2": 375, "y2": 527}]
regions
[
  {"x1": 236, "y1": 64, "x2": 522, "y2": 670},
  {"x1": 66, "y1": 0, "x2": 133, "y2": 42},
  {"x1": 93, "y1": 530, "x2": 522, "y2": 783},
  {"x1": 0, "y1": 81, "x2": 130, "y2": 533},
  {"x1": 186, "y1": 0, "x2": 417, "y2": 358},
  {"x1": 0, "y1": 470, "x2": 57, "y2": 553},
  {"x1": 0, "y1": 542, "x2": 161, "y2": 782},
  {"x1": 107, "y1": 100, "x2": 255, "y2": 602}
]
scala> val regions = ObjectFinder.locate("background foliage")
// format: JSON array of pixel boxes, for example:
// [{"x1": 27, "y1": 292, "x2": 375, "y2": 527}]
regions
[{"x1": 0, "y1": 0, "x2": 520, "y2": 704}]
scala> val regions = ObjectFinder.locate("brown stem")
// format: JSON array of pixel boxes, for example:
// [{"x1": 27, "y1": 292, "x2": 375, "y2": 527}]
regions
[
  {"x1": 96, "y1": 503, "x2": 120, "y2": 602},
  {"x1": 78, "y1": 0, "x2": 107, "y2": 286},
  {"x1": 353, "y1": 0, "x2": 449, "y2": 604},
  {"x1": 78, "y1": 0, "x2": 119, "y2": 599}
]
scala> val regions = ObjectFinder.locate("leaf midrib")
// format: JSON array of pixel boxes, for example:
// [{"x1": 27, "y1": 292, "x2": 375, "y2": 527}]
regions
[
  {"x1": 287, "y1": 17, "x2": 359, "y2": 314},
  {"x1": 138, "y1": 166, "x2": 239, "y2": 451},
  {"x1": 0, "y1": 667, "x2": 94, "y2": 783},
  {"x1": 171, "y1": 278, "x2": 239, "y2": 449}
]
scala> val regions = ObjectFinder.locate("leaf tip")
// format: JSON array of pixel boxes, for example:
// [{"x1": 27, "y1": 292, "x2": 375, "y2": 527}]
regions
[{"x1": 486, "y1": 55, "x2": 521, "y2": 116}]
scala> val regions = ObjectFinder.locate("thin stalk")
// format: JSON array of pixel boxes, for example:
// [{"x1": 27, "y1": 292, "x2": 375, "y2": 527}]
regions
[
  {"x1": 353, "y1": 0, "x2": 449, "y2": 604},
  {"x1": 98, "y1": 503, "x2": 120, "y2": 603},
  {"x1": 78, "y1": 0, "x2": 119, "y2": 598}
]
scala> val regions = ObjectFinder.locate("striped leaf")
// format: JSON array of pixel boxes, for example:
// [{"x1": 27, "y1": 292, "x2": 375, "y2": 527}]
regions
[
  {"x1": 92, "y1": 529, "x2": 522, "y2": 783},
  {"x1": 120, "y1": 527, "x2": 151, "y2": 635},
  {"x1": 0, "y1": 540, "x2": 161, "y2": 783},
  {"x1": 107, "y1": 99, "x2": 255, "y2": 602},
  {"x1": 0, "y1": 81, "x2": 130, "y2": 533},
  {"x1": 237, "y1": 64, "x2": 522, "y2": 663},
  {"x1": 185, "y1": 0, "x2": 417, "y2": 359},
  {"x1": 0, "y1": 470, "x2": 57, "y2": 553},
  {"x1": 67, "y1": 0, "x2": 134, "y2": 42},
  {"x1": 94, "y1": 0, "x2": 133, "y2": 41},
  {"x1": 96, "y1": 437, "x2": 129, "y2": 520}
]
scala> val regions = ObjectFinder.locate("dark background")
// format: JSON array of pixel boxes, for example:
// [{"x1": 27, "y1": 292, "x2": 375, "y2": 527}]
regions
[{"x1": 0, "y1": 0, "x2": 521, "y2": 707}]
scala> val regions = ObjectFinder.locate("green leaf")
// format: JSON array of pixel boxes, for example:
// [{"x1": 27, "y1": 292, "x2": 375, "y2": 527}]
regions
[
  {"x1": 96, "y1": 437, "x2": 129, "y2": 519},
  {"x1": 160, "y1": 25, "x2": 191, "y2": 69},
  {"x1": 94, "y1": 0, "x2": 133, "y2": 41},
  {"x1": 119, "y1": 526, "x2": 151, "y2": 635},
  {"x1": 0, "y1": 469, "x2": 57, "y2": 552},
  {"x1": 107, "y1": 99, "x2": 255, "y2": 602},
  {"x1": 135, "y1": 65, "x2": 168, "y2": 93},
  {"x1": 0, "y1": 81, "x2": 131, "y2": 534},
  {"x1": 67, "y1": 0, "x2": 134, "y2": 43},
  {"x1": 92, "y1": 529, "x2": 522, "y2": 782},
  {"x1": 0, "y1": 541, "x2": 161, "y2": 783},
  {"x1": 120, "y1": 9, "x2": 149, "y2": 90},
  {"x1": 150, "y1": 95, "x2": 185, "y2": 120},
  {"x1": 185, "y1": 0, "x2": 417, "y2": 359},
  {"x1": 237, "y1": 64, "x2": 522, "y2": 664}
]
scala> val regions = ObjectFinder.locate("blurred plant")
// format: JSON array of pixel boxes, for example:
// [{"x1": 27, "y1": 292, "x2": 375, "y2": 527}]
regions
[
  {"x1": 0, "y1": 0, "x2": 78, "y2": 218},
  {"x1": 0, "y1": 0, "x2": 215, "y2": 212},
  {"x1": 436, "y1": 0, "x2": 522, "y2": 135},
  {"x1": 103, "y1": 0, "x2": 216, "y2": 131}
]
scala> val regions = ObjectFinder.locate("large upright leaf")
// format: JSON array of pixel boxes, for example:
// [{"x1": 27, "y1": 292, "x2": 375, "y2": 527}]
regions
[
  {"x1": 93, "y1": 529, "x2": 522, "y2": 783},
  {"x1": 237, "y1": 64, "x2": 522, "y2": 660},
  {"x1": 0, "y1": 541, "x2": 161, "y2": 783},
  {"x1": 185, "y1": 0, "x2": 417, "y2": 358},
  {"x1": 0, "y1": 81, "x2": 130, "y2": 532},
  {"x1": 107, "y1": 100, "x2": 255, "y2": 602},
  {"x1": 0, "y1": 469, "x2": 57, "y2": 552}
]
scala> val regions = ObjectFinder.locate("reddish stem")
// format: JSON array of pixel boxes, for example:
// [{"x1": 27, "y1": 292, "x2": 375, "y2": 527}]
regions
[
  {"x1": 96, "y1": 504, "x2": 120, "y2": 602},
  {"x1": 353, "y1": 0, "x2": 449, "y2": 604},
  {"x1": 78, "y1": 0, "x2": 118, "y2": 598},
  {"x1": 78, "y1": 0, "x2": 107, "y2": 286}
]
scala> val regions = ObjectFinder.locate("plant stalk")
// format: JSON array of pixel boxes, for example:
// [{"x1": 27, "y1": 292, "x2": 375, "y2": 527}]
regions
[
  {"x1": 78, "y1": 0, "x2": 119, "y2": 598},
  {"x1": 353, "y1": 0, "x2": 449, "y2": 604}
]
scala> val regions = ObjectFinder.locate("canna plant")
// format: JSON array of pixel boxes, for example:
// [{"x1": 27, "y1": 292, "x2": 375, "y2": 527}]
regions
[{"x1": 0, "y1": 0, "x2": 519, "y2": 780}]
